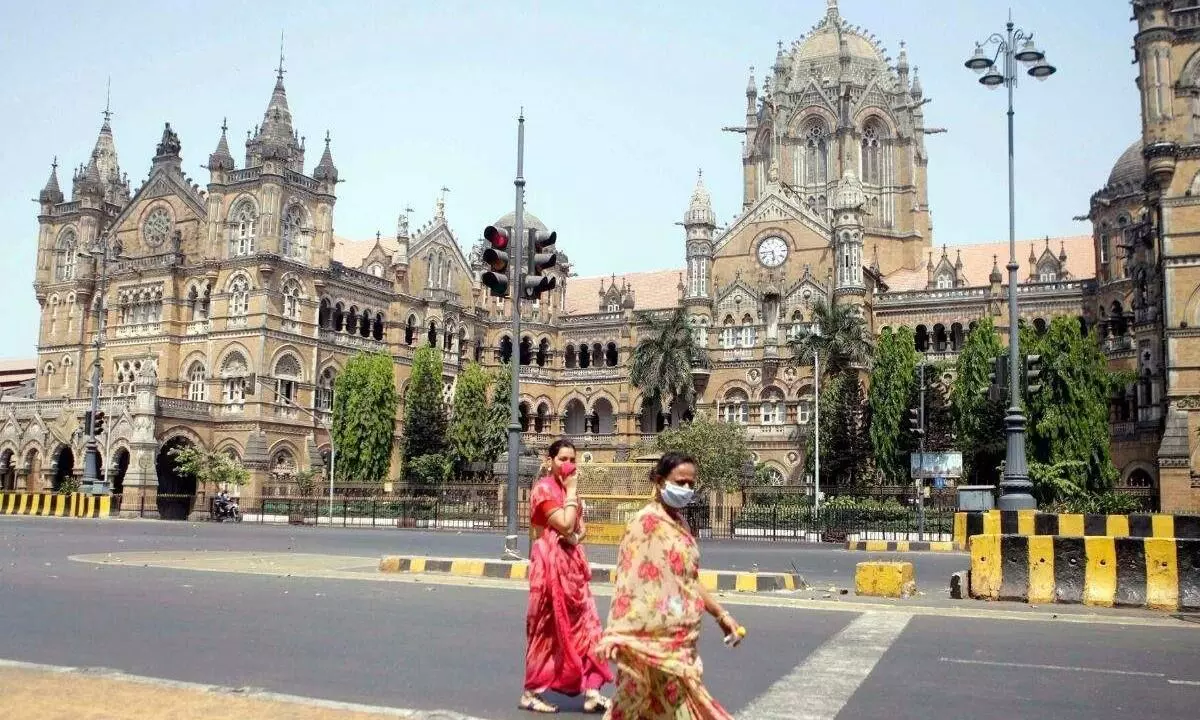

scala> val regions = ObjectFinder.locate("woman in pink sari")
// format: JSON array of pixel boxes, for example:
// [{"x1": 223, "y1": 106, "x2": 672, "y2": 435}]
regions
[
  {"x1": 596, "y1": 452, "x2": 743, "y2": 720},
  {"x1": 521, "y1": 438, "x2": 613, "y2": 714}
]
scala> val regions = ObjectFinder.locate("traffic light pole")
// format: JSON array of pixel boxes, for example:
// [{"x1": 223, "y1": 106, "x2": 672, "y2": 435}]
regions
[
  {"x1": 83, "y1": 237, "x2": 114, "y2": 496},
  {"x1": 503, "y1": 114, "x2": 526, "y2": 561},
  {"x1": 917, "y1": 357, "x2": 926, "y2": 541}
]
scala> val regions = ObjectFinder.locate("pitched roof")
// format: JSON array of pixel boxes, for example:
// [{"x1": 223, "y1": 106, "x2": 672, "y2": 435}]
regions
[
  {"x1": 883, "y1": 234, "x2": 1094, "y2": 292},
  {"x1": 332, "y1": 235, "x2": 400, "y2": 267},
  {"x1": 564, "y1": 269, "x2": 683, "y2": 315}
]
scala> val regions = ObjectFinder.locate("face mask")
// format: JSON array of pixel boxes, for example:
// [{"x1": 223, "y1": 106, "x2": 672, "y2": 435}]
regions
[
  {"x1": 660, "y1": 482, "x2": 695, "y2": 509},
  {"x1": 559, "y1": 461, "x2": 576, "y2": 477}
]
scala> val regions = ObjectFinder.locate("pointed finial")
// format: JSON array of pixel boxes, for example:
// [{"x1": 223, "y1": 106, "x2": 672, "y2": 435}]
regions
[
  {"x1": 376, "y1": 230, "x2": 381, "y2": 242},
  {"x1": 52, "y1": 156, "x2": 58, "y2": 172},
  {"x1": 276, "y1": 30, "x2": 286, "y2": 80},
  {"x1": 324, "y1": 130, "x2": 331, "y2": 147},
  {"x1": 102, "y1": 76, "x2": 112, "y2": 123}
]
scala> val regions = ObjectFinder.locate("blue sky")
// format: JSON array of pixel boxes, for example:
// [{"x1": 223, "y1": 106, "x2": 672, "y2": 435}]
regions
[{"x1": 0, "y1": 0, "x2": 1139, "y2": 360}]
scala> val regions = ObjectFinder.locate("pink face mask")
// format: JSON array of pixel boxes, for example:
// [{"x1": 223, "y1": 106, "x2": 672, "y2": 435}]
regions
[{"x1": 559, "y1": 461, "x2": 576, "y2": 477}]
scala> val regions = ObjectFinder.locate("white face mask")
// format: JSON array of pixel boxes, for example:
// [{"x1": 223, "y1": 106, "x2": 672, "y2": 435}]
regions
[{"x1": 660, "y1": 482, "x2": 695, "y2": 509}]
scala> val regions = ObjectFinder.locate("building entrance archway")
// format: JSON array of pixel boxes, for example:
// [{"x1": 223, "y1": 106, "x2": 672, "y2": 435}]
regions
[{"x1": 156, "y1": 437, "x2": 198, "y2": 520}]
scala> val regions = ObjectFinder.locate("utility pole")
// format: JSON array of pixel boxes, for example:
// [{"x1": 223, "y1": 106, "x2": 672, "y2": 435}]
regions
[
  {"x1": 917, "y1": 357, "x2": 927, "y2": 540},
  {"x1": 503, "y1": 113, "x2": 526, "y2": 561}
]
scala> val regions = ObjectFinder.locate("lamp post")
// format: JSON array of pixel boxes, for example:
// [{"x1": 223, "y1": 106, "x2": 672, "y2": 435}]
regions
[
  {"x1": 81, "y1": 233, "x2": 123, "y2": 495},
  {"x1": 964, "y1": 14, "x2": 1056, "y2": 511}
]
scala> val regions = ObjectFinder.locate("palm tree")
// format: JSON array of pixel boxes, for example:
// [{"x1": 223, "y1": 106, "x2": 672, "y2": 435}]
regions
[
  {"x1": 630, "y1": 308, "x2": 704, "y2": 421},
  {"x1": 789, "y1": 300, "x2": 873, "y2": 377}
]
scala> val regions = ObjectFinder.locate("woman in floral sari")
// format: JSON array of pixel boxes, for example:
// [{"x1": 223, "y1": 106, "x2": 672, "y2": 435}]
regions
[
  {"x1": 596, "y1": 452, "x2": 743, "y2": 720},
  {"x1": 521, "y1": 438, "x2": 613, "y2": 714}
]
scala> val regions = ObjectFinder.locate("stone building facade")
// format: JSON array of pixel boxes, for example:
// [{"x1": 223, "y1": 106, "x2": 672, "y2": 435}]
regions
[{"x1": 4, "y1": 0, "x2": 1195, "y2": 515}]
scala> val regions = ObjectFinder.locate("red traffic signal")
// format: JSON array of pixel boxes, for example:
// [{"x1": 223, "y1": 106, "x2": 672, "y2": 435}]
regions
[{"x1": 481, "y1": 225, "x2": 511, "y2": 297}]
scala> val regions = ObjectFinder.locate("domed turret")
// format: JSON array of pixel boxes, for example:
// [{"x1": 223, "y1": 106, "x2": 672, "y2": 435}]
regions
[
  {"x1": 832, "y1": 170, "x2": 866, "y2": 211},
  {"x1": 1104, "y1": 140, "x2": 1145, "y2": 196}
]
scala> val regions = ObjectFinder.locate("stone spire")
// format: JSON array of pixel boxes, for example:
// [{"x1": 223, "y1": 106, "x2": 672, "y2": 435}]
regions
[
  {"x1": 1059, "y1": 239, "x2": 1068, "y2": 262},
  {"x1": 313, "y1": 131, "x2": 339, "y2": 184},
  {"x1": 911, "y1": 66, "x2": 923, "y2": 100},
  {"x1": 826, "y1": 0, "x2": 840, "y2": 23},
  {"x1": 246, "y1": 67, "x2": 303, "y2": 169},
  {"x1": 39, "y1": 158, "x2": 63, "y2": 205},
  {"x1": 208, "y1": 118, "x2": 235, "y2": 172},
  {"x1": 990, "y1": 254, "x2": 1003, "y2": 284},
  {"x1": 897, "y1": 40, "x2": 910, "y2": 86},
  {"x1": 77, "y1": 102, "x2": 129, "y2": 204},
  {"x1": 684, "y1": 169, "x2": 715, "y2": 226}
]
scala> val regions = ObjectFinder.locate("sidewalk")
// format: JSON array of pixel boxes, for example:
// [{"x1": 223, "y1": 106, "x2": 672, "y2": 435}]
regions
[{"x1": 0, "y1": 664, "x2": 485, "y2": 720}]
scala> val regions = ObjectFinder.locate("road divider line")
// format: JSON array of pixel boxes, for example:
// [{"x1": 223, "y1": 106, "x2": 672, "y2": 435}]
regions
[
  {"x1": 938, "y1": 657, "x2": 1166, "y2": 678},
  {"x1": 1168, "y1": 679, "x2": 1200, "y2": 686},
  {"x1": 736, "y1": 611, "x2": 911, "y2": 720}
]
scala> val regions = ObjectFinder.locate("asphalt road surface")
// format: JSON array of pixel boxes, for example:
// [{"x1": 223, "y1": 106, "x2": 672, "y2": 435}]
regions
[{"x1": 1, "y1": 516, "x2": 1198, "y2": 719}]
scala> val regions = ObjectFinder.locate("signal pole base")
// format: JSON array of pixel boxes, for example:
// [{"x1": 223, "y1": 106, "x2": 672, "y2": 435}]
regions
[
  {"x1": 81, "y1": 441, "x2": 109, "y2": 496},
  {"x1": 502, "y1": 534, "x2": 523, "y2": 562}
]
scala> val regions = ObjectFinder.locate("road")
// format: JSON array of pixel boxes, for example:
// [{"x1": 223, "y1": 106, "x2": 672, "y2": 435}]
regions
[{"x1": 1, "y1": 516, "x2": 1198, "y2": 719}]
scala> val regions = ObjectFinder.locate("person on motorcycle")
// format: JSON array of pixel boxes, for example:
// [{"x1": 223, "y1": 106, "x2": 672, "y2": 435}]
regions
[{"x1": 215, "y1": 489, "x2": 231, "y2": 514}]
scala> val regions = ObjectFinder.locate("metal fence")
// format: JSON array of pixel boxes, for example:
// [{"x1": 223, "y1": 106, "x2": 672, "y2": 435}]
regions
[{"x1": 109, "y1": 485, "x2": 953, "y2": 542}]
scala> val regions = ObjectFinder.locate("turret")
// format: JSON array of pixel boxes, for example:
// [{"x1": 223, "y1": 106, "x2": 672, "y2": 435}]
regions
[
  {"x1": 832, "y1": 169, "x2": 866, "y2": 300},
  {"x1": 39, "y1": 158, "x2": 63, "y2": 209},
  {"x1": 683, "y1": 170, "x2": 715, "y2": 303},
  {"x1": 207, "y1": 119, "x2": 236, "y2": 180},
  {"x1": 313, "y1": 131, "x2": 339, "y2": 191}
]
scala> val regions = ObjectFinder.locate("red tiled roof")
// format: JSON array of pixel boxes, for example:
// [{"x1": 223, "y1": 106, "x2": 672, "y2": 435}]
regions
[
  {"x1": 884, "y1": 235, "x2": 1094, "y2": 292},
  {"x1": 564, "y1": 269, "x2": 684, "y2": 315}
]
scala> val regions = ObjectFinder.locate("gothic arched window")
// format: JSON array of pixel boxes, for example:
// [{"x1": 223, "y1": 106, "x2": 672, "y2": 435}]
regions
[
  {"x1": 723, "y1": 389, "x2": 749, "y2": 424},
  {"x1": 55, "y1": 229, "x2": 77, "y2": 282},
  {"x1": 861, "y1": 118, "x2": 889, "y2": 185},
  {"x1": 230, "y1": 200, "x2": 257, "y2": 257},
  {"x1": 274, "y1": 353, "x2": 302, "y2": 406},
  {"x1": 317, "y1": 367, "x2": 336, "y2": 411},
  {"x1": 804, "y1": 121, "x2": 829, "y2": 186},
  {"x1": 228, "y1": 274, "x2": 250, "y2": 321},
  {"x1": 281, "y1": 278, "x2": 302, "y2": 324},
  {"x1": 281, "y1": 204, "x2": 307, "y2": 261},
  {"x1": 187, "y1": 360, "x2": 207, "y2": 401}
]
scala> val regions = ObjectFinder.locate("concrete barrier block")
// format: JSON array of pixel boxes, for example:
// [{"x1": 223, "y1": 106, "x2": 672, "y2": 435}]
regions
[{"x1": 854, "y1": 561, "x2": 916, "y2": 598}]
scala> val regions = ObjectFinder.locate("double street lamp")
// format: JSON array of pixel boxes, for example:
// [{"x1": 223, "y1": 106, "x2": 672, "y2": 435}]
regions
[
  {"x1": 81, "y1": 233, "x2": 124, "y2": 495},
  {"x1": 964, "y1": 15, "x2": 1056, "y2": 510}
]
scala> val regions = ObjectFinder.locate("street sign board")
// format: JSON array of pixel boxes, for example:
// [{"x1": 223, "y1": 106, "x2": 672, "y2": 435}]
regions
[{"x1": 910, "y1": 452, "x2": 963, "y2": 479}]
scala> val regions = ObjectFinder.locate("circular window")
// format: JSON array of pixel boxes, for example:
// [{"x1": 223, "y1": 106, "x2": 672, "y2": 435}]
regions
[{"x1": 143, "y1": 207, "x2": 172, "y2": 248}]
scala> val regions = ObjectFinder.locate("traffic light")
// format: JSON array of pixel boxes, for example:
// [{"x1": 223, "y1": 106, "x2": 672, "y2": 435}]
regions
[
  {"x1": 1024, "y1": 354, "x2": 1043, "y2": 394},
  {"x1": 907, "y1": 408, "x2": 924, "y2": 438},
  {"x1": 481, "y1": 225, "x2": 512, "y2": 297},
  {"x1": 524, "y1": 229, "x2": 558, "y2": 300},
  {"x1": 82, "y1": 410, "x2": 93, "y2": 436},
  {"x1": 93, "y1": 411, "x2": 106, "y2": 435},
  {"x1": 987, "y1": 355, "x2": 1007, "y2": 402}
]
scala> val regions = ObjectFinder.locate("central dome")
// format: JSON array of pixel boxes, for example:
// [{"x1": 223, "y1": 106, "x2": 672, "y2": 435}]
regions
[
  {"x1": 1106, "y1": 140, "x2": 1145, "y2": 192},
  {"x1": 792, "y1": 1, "x2": 886, "y2": 67},
  {"x1": 493, "y1": 209, "x2": 547, "y2": 232}
]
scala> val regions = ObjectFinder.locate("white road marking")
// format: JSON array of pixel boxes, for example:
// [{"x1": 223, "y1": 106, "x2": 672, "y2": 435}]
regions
[
  {"x1": 1168, "y1": 679, "x2": 1200, "y2": 686},
  {"x1": 939, "y1": 657, "x2": 1165, "y2": 678},
  {"x1": 736, "y1": 611, "x2": 911, "y2": 720},
  {"x1": 0, "y1": 657, "x2": 494, "y2": 719}
]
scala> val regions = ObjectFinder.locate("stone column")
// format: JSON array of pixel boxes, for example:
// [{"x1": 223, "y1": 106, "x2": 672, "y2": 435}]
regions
[{"x1": 119, "y1": 365, "x2": 161, "y2": 518}]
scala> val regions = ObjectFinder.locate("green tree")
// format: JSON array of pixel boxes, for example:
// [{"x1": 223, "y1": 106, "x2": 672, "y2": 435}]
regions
[
  {"x1": 448, "y1": 362, "x2": 495, "y2": 473},
  {"x1": 869, "y1": 327, "x2": 920, "y2": 484},
  {"x1": 332, "y1": 351, "x2": 399, "y2": 485},
  {"x1": 631, "y1": 307, "x2": 704, "y2": 417},
  {"x1": 802, "y1": 373, "x2": 870, "y2": 490},
  {"x1": 655, "y1": 414, "x2": 751, "y2": 494},
  {"x1": 1024, "y1": 316, "x2": 1130, "y2": 503},
  {"x1": 789, "y1": 300, "x2": 873, "y2": 378},
  {"x1": 486, "y1": 362, "x2": 515, "y2": 460},
  {"x1": 952, "y1": 318, "x2": 1007, "y2": 485},
  {"x1": 170, "y1": 445, "x2": 250, "y2": 493},
  {"x1": 403, "y1": 346, "x2": 449, "y2": 467}
]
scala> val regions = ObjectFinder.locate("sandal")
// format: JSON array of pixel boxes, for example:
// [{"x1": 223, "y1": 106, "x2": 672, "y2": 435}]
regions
[
  {"x1": 583, "y1": 691, "x2": 611, "y2": 714},
  {"x1": 520, "y1": 692, "x2": 559, "y2": 714}
]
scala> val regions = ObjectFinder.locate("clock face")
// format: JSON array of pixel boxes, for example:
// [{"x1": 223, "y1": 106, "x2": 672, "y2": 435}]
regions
[
  {"x1": 143, "y1": 207, "x2": 172, "y2": 247},
  {"x1": 757, "y1": 236, "x2": 789, "y2": 268}
]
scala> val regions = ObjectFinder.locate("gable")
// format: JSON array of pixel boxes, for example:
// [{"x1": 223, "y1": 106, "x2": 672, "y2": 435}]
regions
[
  {"x1": 410, "y1": 221, "x2": 471, "y2": 277},
  {"x1": 714, "y1": 188, "x2": 829, "y2": 255},
  {"x1": 109, "y1": 165, "x2": 208, "y2": 234}
]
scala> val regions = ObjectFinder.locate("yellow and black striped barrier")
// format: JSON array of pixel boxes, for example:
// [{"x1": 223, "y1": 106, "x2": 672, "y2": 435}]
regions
[
  {"x1": 0, "y1": 492, "x2": 111, "y2": 519},
  {"x1": 969, "y1": 533, "x2": 1200, "y2": 611},
  {"x1": 378, "y1": 555, "x2": 805, "y2": 593},
  {"x1": 954, "y1": 510, "x2": 1200, "y2": 548},
  {"x1": 846, "y1": 540, "x2": 960, "y2": 553}
]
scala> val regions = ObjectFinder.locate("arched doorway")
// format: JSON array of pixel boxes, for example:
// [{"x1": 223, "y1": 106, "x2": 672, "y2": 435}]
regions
[
  {"x1": 0, "y1": 449, "x2": 14, "y2": 490},
  {"x1": 110, "y1": 447, "x2": 130, "y2": 496},
  {"x1": 52, "y1": 446, "x2": 75, "y2": 492},
  {"x1": 156, "y1": 437, "x2": 198, "y2": 520}
]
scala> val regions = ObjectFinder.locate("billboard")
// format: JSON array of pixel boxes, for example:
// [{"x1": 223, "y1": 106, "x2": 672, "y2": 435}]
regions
[{"x1": 910, "y1": 452, "x2": 963, "y2": 480}]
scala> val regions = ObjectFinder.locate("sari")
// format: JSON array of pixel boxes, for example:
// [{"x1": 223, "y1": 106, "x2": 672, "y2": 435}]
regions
[
  {"x1": 524, "y1": 475, "x2": 614, "y2": 695},
  {"x1": 595, "y1": 503, "x2": 733, "y2": 720}
]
